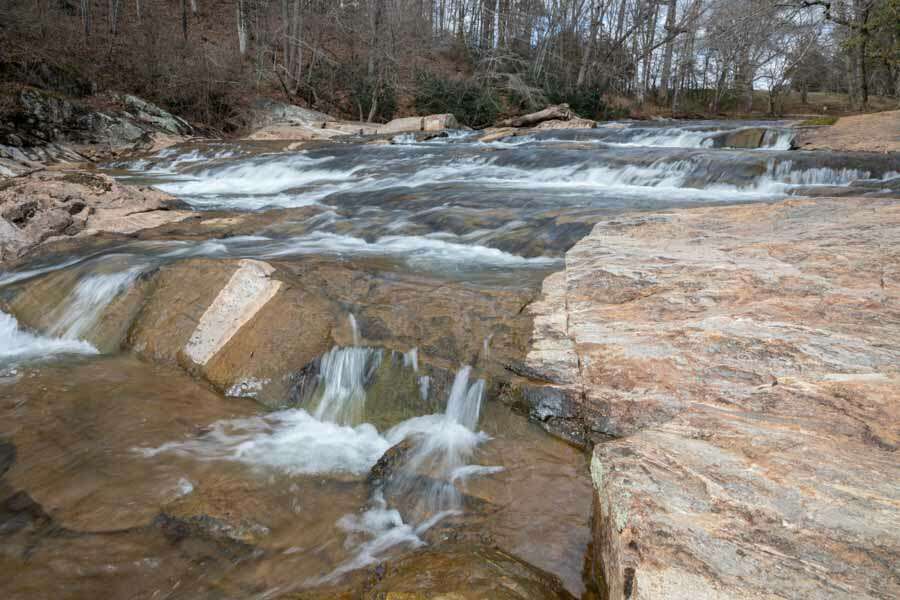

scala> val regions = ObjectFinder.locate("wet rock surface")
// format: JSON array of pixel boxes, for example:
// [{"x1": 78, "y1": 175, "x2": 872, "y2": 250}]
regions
[
  {"x1": 524, "y1": 197, "x2": 900, "y2": 599},
  {"x1": 293, "y1": 543, "x2": 576, "y2": 599}
]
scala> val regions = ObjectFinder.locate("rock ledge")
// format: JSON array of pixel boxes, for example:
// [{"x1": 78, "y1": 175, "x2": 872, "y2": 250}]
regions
[{"x1": 526, "y1": 198, "x2": 899, "y2": 599}]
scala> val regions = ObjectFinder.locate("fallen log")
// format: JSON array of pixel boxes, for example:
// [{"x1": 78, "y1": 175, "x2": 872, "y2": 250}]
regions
[{"x1": 496, "y1": 104, "x2": 573, "y2": 128}]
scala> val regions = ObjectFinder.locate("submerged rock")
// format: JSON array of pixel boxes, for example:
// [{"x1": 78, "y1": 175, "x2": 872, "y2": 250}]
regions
[
  {"x1": 524, "y1": 197, "x2": 900, "y2": 598},
  {"x1": 295, "y1": 543, "x2": 575, "y2": 599}
]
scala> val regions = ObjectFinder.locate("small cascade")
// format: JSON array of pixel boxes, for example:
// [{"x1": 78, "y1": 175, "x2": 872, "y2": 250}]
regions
[
  {"x1": 609, "y1": 126, "x2": 715, "y2": 148},
  {"x1": 317, "y1": 364, "x2": 495, "y2": 582},
  {"x1": 312, "y1": 346, "x2": 383, "y2": 426},
  {"x1": 402, "y1": 347, "x2": 418, "y2": 372},
  {"x1": 390, "y1": 133, "x2": 417, "y2": 145},
  {"x1": 47, "y1": 266, "x2": 145, "y2": 340},
  {"x1": 348, "y1": 313, "x2": 360, "y2": 346},
  {"x1": 444, "y1": 365, "x2": 484, "y2": 431},
  {"x1": 0, "y1": 311, "x2": 97, "y2": 365},
  {"x1": 761, "y1": 129, "x2": 795, "y2": 150},
  {"x1": 137, "y1": 359, "x2": 499, "y2": 583}
]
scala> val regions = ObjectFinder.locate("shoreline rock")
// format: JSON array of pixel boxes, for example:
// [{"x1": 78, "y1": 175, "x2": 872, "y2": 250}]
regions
[
  {"x1": 1, "y1": 87, "x2": 194, "y2": 176},
  {"x1": 524, "y1": 197, "x2": 899, "y2": 598},
  {"x1": 0, "y1": 170, "x2": 189, "y2": 263}
]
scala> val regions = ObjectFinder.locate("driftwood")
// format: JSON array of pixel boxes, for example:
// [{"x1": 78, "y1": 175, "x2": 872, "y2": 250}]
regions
[{"x1": 496, "y1": 104, "x2": 573, "y2": 128}]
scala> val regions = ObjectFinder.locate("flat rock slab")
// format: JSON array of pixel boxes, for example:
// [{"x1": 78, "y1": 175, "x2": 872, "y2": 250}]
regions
[
  {"x1": 796, "y1": 110, "x2": 900, "y2": 153},
  {"x1": 184, "y1": 259, "x2": 282, "y2": 366},
  {"x1": 525, "y1": 198, "x2": 899, "y2": 599}
]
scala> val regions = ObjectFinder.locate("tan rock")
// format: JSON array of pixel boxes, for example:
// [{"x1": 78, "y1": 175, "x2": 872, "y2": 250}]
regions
[
  {"x1": 524, "y1": 198, "x2": 900, "y2": 599},
  {"x1": 422, "y1": 113, "x2": 459, "y2": 131},
  {"x1": 296, "y1": 544, "x2": 574, "y2": 599},
  {"x1": 0, "y1": 170, "x2": 187, "y2": 263}
]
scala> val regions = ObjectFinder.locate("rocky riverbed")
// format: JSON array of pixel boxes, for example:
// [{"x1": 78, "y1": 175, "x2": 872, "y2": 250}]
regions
[{"x1": 0, "y1": 110, "x2": 898, "y2": 599}]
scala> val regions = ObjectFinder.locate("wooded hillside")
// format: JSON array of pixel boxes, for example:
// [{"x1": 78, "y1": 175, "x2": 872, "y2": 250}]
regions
[{"x1": 1, "y1": 0, "x2": 897, "y2": 130}]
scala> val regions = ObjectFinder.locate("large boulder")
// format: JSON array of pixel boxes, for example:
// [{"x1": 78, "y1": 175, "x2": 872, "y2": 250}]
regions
[
  {"x1": 794, "y1": 109, "x2": 900, "y2": 153},
  {"x1": 709, "y1": 126, "x2": 766, "y2": 149},
  {"x1": 523, "y1": 197, "x2": 900, "y2": 599},
  {"x1": 250, "y1": 98, "x2": 334, "y2": 129},
  {"x1": 0, "y1": 88, "x2": 193, "y2": 167}
]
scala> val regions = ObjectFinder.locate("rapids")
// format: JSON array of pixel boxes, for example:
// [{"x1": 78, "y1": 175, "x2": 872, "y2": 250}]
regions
[{"x1": 1, "y1": 119, "x2": 898, "y2": 599}]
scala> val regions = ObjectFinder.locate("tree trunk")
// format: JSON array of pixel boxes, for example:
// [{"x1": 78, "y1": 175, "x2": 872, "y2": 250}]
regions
[
  {"x1": 659, "y1": 0, "x2": 678, "y2": 103},
  {"x1": 577, "y1": 1, "x2": 601, "y2": 88},
  {"x1": 237, "y1": 0, "x2": 248, "y2": 55},
  {"x1": 181, "y1": 0, "x2": 188, "y2": 40},
  {"x1": 108, "y1": 0, "x2": 120, "y2": 35},
  {"x1": 858, "y1": 8, "x2": 870, "y2": 108},
  {"x1": 497, "y1": 104, "x2": 573, "y2": 127},
  {"x1": 81, "y1": 0, "x2": 91, "y2": 38},
  {"x1": 291, "y1": 0, "x2": 303, "y2": 86}
]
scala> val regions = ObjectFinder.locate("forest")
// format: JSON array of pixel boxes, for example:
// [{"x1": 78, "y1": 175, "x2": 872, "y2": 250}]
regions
[{"x1": 1, "y1": 0, "x2": 898, "y2": 130}]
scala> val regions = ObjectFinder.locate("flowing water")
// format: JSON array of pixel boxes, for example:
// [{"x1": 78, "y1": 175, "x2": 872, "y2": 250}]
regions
[{"x1": 1, "y1": 120, "x2": 898, "y2": 599}]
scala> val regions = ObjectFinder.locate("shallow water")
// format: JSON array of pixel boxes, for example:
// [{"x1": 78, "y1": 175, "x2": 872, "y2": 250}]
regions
[
  {"x1": 0, "y1": 355, "x2": 589, "y2": 598},
  {"x1": 2, "y1": 120, "x2": 898, "y2": 599}
]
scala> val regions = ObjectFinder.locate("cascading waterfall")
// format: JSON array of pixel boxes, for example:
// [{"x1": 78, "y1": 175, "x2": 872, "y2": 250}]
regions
[
  {"x1": 47, "y1": 266, "x2": 146, "y2": 339},
  {"x1": 312, "y1": 345, "x2": 383, "y2": 426},
  {"x1": 0, "y1": 311, "x2": 97, "y2": 365},
  {"x1": 0, "y1": 263, "x2": 146, "y2": 367},
  {"x1": 318, "y1": 364, "x2": 495, "y2": 583},
  {"x1": 137, "y1": 350, "x2": 499, "y2": 583}
]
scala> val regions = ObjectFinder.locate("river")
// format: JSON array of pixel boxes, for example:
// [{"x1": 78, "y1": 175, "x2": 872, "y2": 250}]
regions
[{"x1": 0, "y1": 120, "x2": 897, "y2": 599}]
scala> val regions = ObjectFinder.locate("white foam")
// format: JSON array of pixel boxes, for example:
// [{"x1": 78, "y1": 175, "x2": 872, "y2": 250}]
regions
[
  {"x1": 609, "y1": 127, "x2": 715, "y2": 148},
  {"x1": 315, "y1": 490, "x2": 456, "y2": 583},
  {"x1": 137, "y1": 409, "x2": 392, "y2": 476},
  {"x1": 450, "y1": 464, "x2": 505, "y2": 483},
  {"x1": 47, "y1": 266, "x2": 146, "y2": 339},
  {"x1": 0, "y1": 311, "x2": 97, "y2": 363},
  {"x1": 261, "y1": 231, "x2": 559, "y2": 269},
  {"x1": 313, "y1": 346, "x2": 383, "y2": 426},
  {"x1": 157, "y1": 155, "x2": 360, "y2": 196}
]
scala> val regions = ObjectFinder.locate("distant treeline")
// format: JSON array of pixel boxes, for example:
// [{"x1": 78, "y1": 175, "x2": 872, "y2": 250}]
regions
[{"x1": 1, "y1": 0, "x2": 897, "y2": 129}]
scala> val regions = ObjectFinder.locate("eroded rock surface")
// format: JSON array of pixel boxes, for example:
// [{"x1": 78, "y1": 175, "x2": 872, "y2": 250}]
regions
[
  {"x1": 525, "y1": 198, "x2": 900, "y2": 599},
  {"x1": 0, "y1": 170, "x2": 189, "y2": 262}
]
